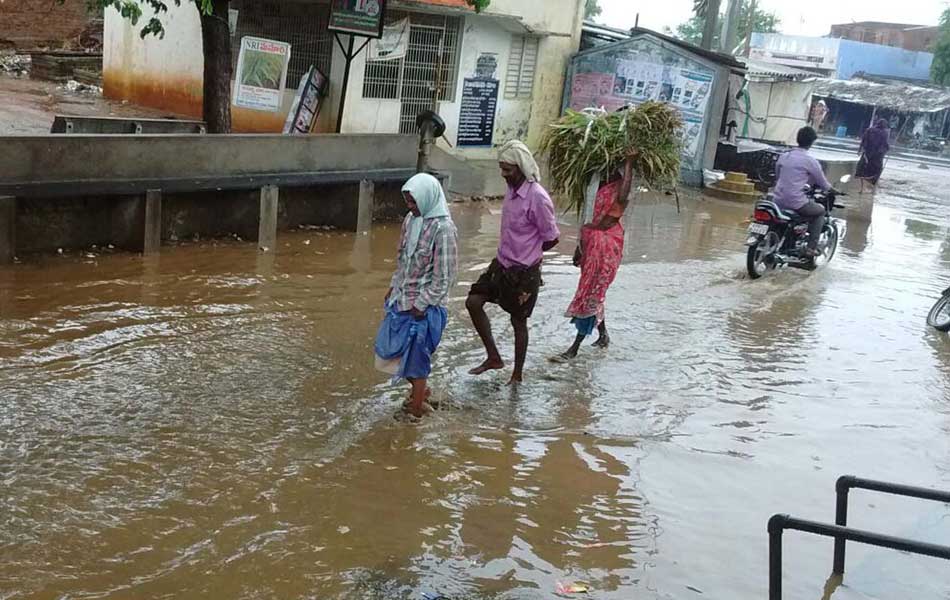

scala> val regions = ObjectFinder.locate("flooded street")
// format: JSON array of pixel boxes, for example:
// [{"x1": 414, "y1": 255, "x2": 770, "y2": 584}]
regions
[{"x1": 3, "y1": 161, "x2": 950, "y2": 600}]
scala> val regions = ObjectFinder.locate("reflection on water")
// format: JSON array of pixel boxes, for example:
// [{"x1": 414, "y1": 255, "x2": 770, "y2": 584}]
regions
[{"x1": 3, "y1": 165, "x2": 950, "y2": 600}]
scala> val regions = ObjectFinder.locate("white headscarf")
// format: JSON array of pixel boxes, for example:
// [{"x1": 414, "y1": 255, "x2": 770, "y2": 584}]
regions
[
  {"x1": 498, "y1": 140, "x2": 541, "y2": 183},
  {"x1": 401, "y1": 173, "x2": 450, "y2": 260}
]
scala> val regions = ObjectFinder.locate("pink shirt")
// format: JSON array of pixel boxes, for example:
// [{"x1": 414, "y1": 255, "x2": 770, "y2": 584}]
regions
[
  {"x1": 497, "y1": 180, "x2": 560, "y2": 269},
  {"x1": 773, "y1": 148, "x2": 832, "y2": 210}
]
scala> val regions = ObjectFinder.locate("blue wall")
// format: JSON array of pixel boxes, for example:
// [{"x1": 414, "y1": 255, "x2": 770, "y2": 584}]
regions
[{"x1": 836, "y1": 39, "x2": 934, "y2": 81}]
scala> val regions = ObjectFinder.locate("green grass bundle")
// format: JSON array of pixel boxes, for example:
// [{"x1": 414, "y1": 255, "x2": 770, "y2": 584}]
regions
[{"x1": 540, "y1": 102, "x2": 684, "y2": 215}]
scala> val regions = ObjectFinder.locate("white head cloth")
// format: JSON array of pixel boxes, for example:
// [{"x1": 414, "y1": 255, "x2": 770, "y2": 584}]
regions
[{"x1": 498, "y1": 140, "x2": 541, "y2": 183}]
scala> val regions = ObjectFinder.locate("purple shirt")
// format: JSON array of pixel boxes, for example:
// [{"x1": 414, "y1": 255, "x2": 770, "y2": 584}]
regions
[
  {"x1": 497, "y1": 180, "x2": 560, "y2": 268},
  {"x1": 772, "y1": 148, "x2": 832, "y2": 210}
]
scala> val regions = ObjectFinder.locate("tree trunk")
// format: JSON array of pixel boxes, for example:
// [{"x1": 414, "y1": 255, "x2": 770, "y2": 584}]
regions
[
  {"x1": 700, "y1": 0, "x2": 721, "y2": 50},
  {"x1": 199, "y1": 0, "x2": 232, "y2": 133}
]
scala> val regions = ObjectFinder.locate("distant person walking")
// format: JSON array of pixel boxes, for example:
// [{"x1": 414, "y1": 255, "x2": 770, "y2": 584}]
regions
[
  {"x1": 466, "y1": 140, "x2": 560, "y2": 384},
  {"x1": 810, "y1": 99, "x2": 829, "y2": 132},
  {"x1": 856, "y1": 118, "x2": 891, "y2": 194},
  {"x1": 552, "y1": 157, "x2": 634, "y2": 362},
  {"x1": 375, "y1": 173, "x2": 458, "y2": 419}
]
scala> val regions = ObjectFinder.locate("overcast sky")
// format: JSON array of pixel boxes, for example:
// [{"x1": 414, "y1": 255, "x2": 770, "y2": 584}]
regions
[{"x1": 595, "y1": 0, "x2": 948, "y2": 37}]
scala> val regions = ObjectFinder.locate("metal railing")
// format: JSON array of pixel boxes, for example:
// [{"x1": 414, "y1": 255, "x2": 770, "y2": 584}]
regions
[{"x1": 768, "y1": 475, "x2": 950, "y2": 600}]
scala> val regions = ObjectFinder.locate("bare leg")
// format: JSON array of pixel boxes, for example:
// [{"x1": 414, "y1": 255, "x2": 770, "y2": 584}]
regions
[
  {"x1": 556, "y1": 332, "x2": 585, "y2": 360},
  {"x1": 406, "y1": 378, "x2": 431, "y2": 418},
  {"x1": 466, "y1": 293, "x2": 504, "y2": 375},
  {"x1": 592, "y1": 321, "x2": 610, "y2": 348},
  {"x1": 510, "y1": 316, "x2": 528, "y2": 385}
]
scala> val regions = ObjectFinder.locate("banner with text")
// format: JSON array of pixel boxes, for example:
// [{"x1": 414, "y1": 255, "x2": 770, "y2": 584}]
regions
[
  {"x1": 233, "y1": 37, "x2": 291, "y2": 112},
  {"x1": 457, "y1": 78, "x2": 499, "y2": 147}
]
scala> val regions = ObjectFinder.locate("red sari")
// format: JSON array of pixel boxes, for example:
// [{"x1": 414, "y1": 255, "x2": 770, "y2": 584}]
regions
[{"x1": 565, "y1": 180, "x2": 626, "y2": 325}]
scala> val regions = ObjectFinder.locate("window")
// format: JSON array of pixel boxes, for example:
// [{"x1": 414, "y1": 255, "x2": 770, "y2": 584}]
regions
[
  {"x1": 230, "y1": 1, "x2": 334, "y2": 87},
  {"x1": 505, "y1": 35, "x2": 539, "y2": 100},
  {"x1": 362, "y1": 11, "x2": 463, "y2": 104}
]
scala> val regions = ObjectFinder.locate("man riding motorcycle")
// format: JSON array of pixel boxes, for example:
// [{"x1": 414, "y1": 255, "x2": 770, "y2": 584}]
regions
[{"x1": 772, "y1": 126, "x2": 832, "y2": 258}]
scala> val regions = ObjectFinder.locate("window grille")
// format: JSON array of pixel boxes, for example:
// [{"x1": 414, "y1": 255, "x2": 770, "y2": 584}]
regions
[
  {"x1": 362, "y1": 11, "x2": 463, "y2": 133},
  {"x1": 505, "y1": 35, "x2": 539, "y2": 100},
  {"x1": 230, "y1": 1, "x2": 334, "y2": 88}
]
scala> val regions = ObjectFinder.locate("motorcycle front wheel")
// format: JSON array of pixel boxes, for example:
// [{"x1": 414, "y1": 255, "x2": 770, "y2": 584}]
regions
[
  {"x1": 814, "y1": 222, "x2": 840, "y2": 267},
  {"x1": 927, "y1": 294, "x2": 950, "y2": 332}
]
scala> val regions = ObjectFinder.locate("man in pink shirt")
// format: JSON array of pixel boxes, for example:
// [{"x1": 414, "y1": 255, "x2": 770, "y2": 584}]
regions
[{"x1": 467, "y1": 140, "x2": 560, "y2": 384}]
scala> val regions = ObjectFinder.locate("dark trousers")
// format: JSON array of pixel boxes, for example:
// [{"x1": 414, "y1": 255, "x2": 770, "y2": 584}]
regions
[{"x1": 798, "y1": 201, "x2": 826, "y2": 250}]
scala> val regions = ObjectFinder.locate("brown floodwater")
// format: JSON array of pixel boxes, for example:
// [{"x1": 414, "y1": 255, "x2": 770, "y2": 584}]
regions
[{"x1": 3, "y1": 161, "x2": 950, "y2": 600}]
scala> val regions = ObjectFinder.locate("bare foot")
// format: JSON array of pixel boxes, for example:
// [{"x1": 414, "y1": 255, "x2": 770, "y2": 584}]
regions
[
  {"x1": 507, "y1": 373, "x2": 523, "y2": 386},
  {"x1": 592, "y1": 335, "x2": 610, "y2": 349},
  {"x1": 548, "y1": 351, "x2": 576, "y2": 363},
  {"x1": 396, "y1": 401, "x2": 434, "y2": 422},
  {"x1": 469, "y1": 359, "x2": 504, "y2": 375},
  {"x1": 403, "y1": 387, "x2": 432, "y2": 408}
]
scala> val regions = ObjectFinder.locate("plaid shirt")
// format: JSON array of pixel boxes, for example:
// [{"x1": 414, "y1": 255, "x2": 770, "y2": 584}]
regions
[{"x1": 390, "y1": 215, "x2": 459, "y2": 312}]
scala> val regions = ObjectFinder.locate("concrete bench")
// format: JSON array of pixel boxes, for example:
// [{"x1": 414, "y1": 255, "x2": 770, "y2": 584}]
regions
[
  {"x1": 0, "y1": 133, "x2": 429, "y2": 263},
  {"x1": 0, "y1": 168, "x2": 425, "y2": 263}
]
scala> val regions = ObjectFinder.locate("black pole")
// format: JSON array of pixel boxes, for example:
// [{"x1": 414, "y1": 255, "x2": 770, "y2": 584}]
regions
[
  {"x1": 768, "y1": 515, "x2": 785, "y2": 600},
  {"x1": 833, "y1": 476, "x2": 853, "y2": 575},
  {"x1": 336, "y1": 34, "x2": 356, "y2": 134}
]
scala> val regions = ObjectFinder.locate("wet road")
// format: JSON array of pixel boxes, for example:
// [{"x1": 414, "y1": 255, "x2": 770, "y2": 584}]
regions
[
  {"x1": 3, "y1": 162, "x2": 950, "y2": 599},
  {"x1": 0, "y1": 75, "x2": 173, "y2": 135}
]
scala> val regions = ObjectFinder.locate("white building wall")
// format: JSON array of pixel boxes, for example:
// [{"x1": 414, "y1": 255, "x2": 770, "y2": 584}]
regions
[
  {"x1": 103, "y1": 3, "x2": 204, "y2": 118},
  {"x1": 486, "y1": 0, "x2": 577, "y2": 35},
  {"x1": 102, "y1": 0, "x2": 584, "y2": 144},
  {"x1": 340, "y1": 15, "x2": 532, "y2": 159}
]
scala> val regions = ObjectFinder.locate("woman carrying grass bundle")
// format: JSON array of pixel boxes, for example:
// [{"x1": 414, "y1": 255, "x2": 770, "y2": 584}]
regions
[{"x1": 552, "y1": 157, "x2": 634, "y2": 362}]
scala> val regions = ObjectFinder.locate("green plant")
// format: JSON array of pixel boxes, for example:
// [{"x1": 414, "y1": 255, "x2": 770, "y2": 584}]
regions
[
  {"x1": 465, "y1": 0, "x2": 491, "y2": 13},
  {"x1": 584, "y1": 0, "x2": 602, "y2": 19},
  {"x1": 540, "y1": 103, "x2": 684, "y2": 215},
  {"x1": 84, "y1": 0, "x2": 217, "y2": 38},
  {"x1": 932, "y1": 8, "x2": 950, "y2": 85},
  {"x1": 673, "y1": 0, "x2": 780, "y2": 47}
]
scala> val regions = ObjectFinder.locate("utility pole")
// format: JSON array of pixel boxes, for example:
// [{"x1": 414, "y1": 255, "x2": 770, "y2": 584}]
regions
[
  {"x1": 721, "y1": 0, "x2": 742, "y2": 54},
  {"x1": 701, "y1": 0, "x2": 722, "y2": 50}
]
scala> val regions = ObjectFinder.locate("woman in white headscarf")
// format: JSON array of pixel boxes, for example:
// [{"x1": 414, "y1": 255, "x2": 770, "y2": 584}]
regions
[{"x1": 375, "y1": 173, "x2": 459, "y2": 419}]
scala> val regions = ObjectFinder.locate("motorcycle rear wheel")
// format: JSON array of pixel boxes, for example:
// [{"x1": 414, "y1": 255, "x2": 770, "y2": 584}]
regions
[
  {"x1": 927, "y1": 295, "x2": 950, "y2": 332},
  {"x1": 747, "y1": 240, "x2": 772, "y2": 279}
]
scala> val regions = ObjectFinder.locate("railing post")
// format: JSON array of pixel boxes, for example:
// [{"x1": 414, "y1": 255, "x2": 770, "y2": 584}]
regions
[
  {"x1": 834, "y1": 476, "x2": 855, "y2": 575},
  {"x1": 144, "y1": 189, "x2": 162, "y2": 256},
  {"x1": 357, "y1": 179, "x2": 374, "y2": 234},
  {"x1": 0, "y1": 196, "x2": 15, "y2": 264},
  {"x1": 258, "y1": 185, "x2": 279, "y2": 252},
  {"x1": 768, "y1": 514, "x2": 787, "y2": 600}
]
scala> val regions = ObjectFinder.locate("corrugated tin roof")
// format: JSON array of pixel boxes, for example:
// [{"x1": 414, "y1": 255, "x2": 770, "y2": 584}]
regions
[
  {"x1": 812, "y1": 78, "x2": 950, "y2": 113},
  {"x1": 630, "y1": 27, "x2": 746, "y2": 71},
  {"x1": 742, "y1": 59, "x2": 817, "y2": 81},
  {"x1": 580, "y1": 22, "x2": 746, "y2": 73}
]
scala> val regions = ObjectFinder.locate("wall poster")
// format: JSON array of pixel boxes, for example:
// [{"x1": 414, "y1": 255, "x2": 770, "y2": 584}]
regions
[
  {"x1": 329, "y1": 0, "x2": 386, "y2": 38},
  {"x1": 369, "y1": 17, "x2": 408, "y2": 60},
  {"x1": 233, "y1": 37, "x2": 292, "y2": 112},
  {"x1": 566, "y1": 38, "x2": 718, "y2": 166},
  {"x1": 283, "y1": 66, "x2": 330, "y2": 134},
  {"x1": 458, "y1": 78, "x2": 499, "y2": 147}
]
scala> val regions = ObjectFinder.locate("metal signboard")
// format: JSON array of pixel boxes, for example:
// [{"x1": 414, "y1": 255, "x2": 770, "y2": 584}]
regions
[{"x1": 328, "y1": 0, "x2": 387, "y2": 39}]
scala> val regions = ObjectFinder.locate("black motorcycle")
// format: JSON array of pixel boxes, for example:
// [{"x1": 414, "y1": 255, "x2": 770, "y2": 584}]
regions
[
  {"x1": 745, "y1": 176, "x2": 849, "y2": 279},
  {"x1": 927, "y1": 288, "x2": 950, "y2": 332}
]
